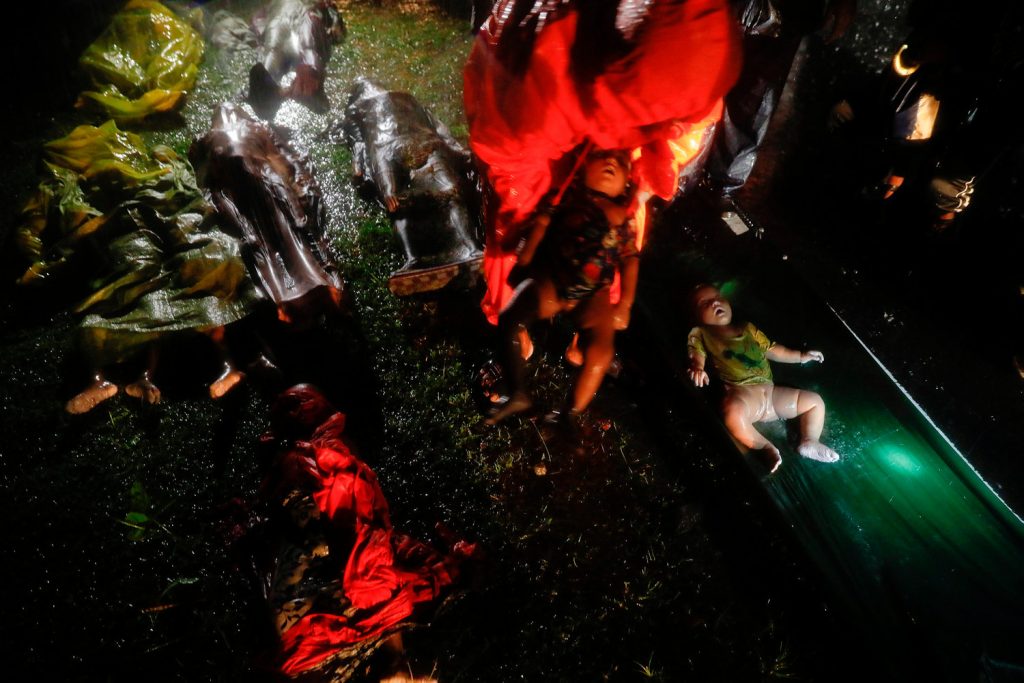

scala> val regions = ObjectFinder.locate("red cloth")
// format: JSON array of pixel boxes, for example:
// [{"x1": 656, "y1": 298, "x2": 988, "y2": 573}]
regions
[
  {"x1": 276, "y1": 412, "x2": 468, "y2": 676},
  {"x1": 464, "y1": 0, "x2": 741, "y2": 322}
]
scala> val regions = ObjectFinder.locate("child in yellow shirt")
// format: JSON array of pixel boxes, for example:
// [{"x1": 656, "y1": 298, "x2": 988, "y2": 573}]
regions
[{"x1": 687, "y1": 284, "x2": 840, "y2": 472}]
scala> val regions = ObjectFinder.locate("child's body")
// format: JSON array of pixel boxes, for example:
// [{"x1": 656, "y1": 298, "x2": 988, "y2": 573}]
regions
[
  {"x1": 485, "y1": 147, "x2": 639, "y2": 425},
  {"x1": 687, "y1": 285, "x2": 840, "y2": 472}
]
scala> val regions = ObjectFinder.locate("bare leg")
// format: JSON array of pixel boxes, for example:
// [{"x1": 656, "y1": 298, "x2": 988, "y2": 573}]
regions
[
  {"x1": 517, "y1": 327, "x2": 534, "y2": 361},
  {"x1": 771, "y1": 386, "x2": 840, "y2": 463},
  {"x1": 66, "y1": 372, "x2": 119, "y2": 414},
  {"x1": 486, "y1": 278, "x2": 563, "y2": 425},
  {"x1": 125, "y1": 346, "x2": 161, "y2": 405},
  {"x1": 570, "y1": 292, "x2": 615, "y2": 413},
  {"x1": 723, "y1": 389, "x2": 781, "y2": 472},
  {"x1": 564, "y1": 332, "x2": 582, "y2": 367}
]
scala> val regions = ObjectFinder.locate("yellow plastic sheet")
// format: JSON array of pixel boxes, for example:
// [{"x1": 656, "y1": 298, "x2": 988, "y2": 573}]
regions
[
  {"x1": 76, "y1": 0, "x2": 204, "y2": 125},
  {"x1": 15, "y1": 120, "x2": 260, "y2": 363}
]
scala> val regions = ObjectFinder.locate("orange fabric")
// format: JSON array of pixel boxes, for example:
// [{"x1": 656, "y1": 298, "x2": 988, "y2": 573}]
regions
[{"x1": 465, "y1": 0, "x2": 740, "y2": 323}]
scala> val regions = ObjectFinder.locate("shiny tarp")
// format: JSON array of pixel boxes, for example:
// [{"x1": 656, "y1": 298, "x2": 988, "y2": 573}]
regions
[
  {"x1": 261, "y1": 388, "x2": 473, "y2": 677},
  {"x1": 77, "y1": 0, "x2": 204, "y2": 124},
  {"x1": 15, "y1": 120, "x2": 260, "y2": 363},
  {"x1": 190, "y1": 103, "x2": 344, "y2": 321}
]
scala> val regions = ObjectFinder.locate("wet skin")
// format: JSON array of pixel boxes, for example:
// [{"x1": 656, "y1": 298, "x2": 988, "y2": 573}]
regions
[{"x1": 688, "y1": 286, "x2": 839, "y2": 471}]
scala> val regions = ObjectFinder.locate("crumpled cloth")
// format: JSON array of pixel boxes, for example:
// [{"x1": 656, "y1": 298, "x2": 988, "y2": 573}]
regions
[
  {"x1": 264, "y1": 396, "x2": 477, "y2": 677},
  {"x1": 15, "y1": 120, "x2": 260, "y2": 364},
  {"x1": 76, "y1": 0, "x2": 204, "y2": 125}
]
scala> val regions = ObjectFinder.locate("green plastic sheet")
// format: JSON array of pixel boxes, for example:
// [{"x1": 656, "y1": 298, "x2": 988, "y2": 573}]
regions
[
  {"x1": 76, "y1": 0, "x2": 204, "y2": 125},
  {"x1": 641, "y1": 224, "x2": 1024, "y2": 680},
  {"x1": 15, "y1": 120, "x2": 261, "y2": 363}
]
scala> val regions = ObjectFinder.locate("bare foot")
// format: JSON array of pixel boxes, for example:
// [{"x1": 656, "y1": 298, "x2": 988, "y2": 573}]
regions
[
  {"x1": 65, "y1": 379, "x2": 118, "y2": 414},
  {"x1": 209, "y1": 364, "x2": 245, "y2": 399},
  {"x1": 125, "y1": 376, "x2": 161, "y2": 405},
  {"x1": 798, "y1": 440, "x2": 840, "y2": 463},
  {"x1": 484, "y1": 391, "x2": 532, "y2": 425},
  {"x1": 517, "y1": 327, "x2": 534, "y2": 361},
  {"x1": 759, "y1": 443, "x2": 782, "y2": 473},
  {"x1": 564, "y1": 333, "x2": 582, "y2": 367}
]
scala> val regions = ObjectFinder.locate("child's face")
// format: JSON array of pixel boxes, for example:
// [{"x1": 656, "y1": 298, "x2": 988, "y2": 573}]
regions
[
  {"x1": 582, "y1": 149, "x2": 630, "y2": 198},
  {"x1": 693, "y1": 286, "x2": 732, "y2": 326}
]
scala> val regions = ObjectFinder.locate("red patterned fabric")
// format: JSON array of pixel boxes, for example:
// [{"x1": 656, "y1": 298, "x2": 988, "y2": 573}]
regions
[
  {"x1": 464, "y1": 0, "x2": 740, "y2": 322},
  {"x1": 273, "y1": 402, "x2": 471, "y2": 676}
]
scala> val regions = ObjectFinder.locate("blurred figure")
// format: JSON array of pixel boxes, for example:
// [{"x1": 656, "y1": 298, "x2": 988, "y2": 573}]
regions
[
  {"x1": 706, "y1": 0, "x2": 857, "y2": 212},
  {"x1": 828, "y1": 0, "x2": 1023, "y2": 230}
]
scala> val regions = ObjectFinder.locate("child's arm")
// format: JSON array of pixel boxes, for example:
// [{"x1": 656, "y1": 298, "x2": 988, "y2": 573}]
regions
[
  {"x1": 687, "y1": 329, "x2": 710, "y2": 387},
  {"x1": 515, "y1": 211, "x2": 551, "y2": 266},
  {"x1": 766, "y1": 344, "x2": 824, "y2": 364}
]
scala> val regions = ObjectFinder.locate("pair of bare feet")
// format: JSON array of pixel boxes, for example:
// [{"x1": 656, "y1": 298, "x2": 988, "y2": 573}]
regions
[
  {"x1": 517, "y1": 329, "x2": 584, "y2": 367},
  {"x1": 64, "y1": 365, "x2": 246, "y2": 414},
  {"x1": 484, "y1": 332, "x2": 586, "y2": 425},
  {"x1": 758, "y1": 439, "x2": 840, "y2": 473}
]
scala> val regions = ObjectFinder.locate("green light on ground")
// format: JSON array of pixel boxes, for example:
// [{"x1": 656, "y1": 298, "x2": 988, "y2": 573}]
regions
[{"x1": 881, "y1": 447, "x2": 922, "y2": 476}]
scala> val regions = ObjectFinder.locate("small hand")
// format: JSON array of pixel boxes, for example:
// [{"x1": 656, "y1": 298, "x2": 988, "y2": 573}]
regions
[
  {"x1": 689, "y1": 366, "x2": 709, "y2": 387},
  {"x1": 802, "y1": 350, "x2": 824, "y2": 363},
  {"x1": 384, "y1": 195, "x2": 399, "y2": 213}
]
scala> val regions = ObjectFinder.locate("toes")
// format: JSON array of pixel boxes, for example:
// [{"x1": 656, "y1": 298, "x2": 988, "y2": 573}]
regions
[{"x1": 798, "y1": 442, "x2": 841, "y2": 463}]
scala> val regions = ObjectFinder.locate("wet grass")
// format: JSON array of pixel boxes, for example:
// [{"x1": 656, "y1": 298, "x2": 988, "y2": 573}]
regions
[{"x1": 0, "y1": 2, "x2": 850, "y2": 681}]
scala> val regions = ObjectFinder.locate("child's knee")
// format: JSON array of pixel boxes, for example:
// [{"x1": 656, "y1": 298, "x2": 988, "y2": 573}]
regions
[
  {"x1": 584, "y1": 342, "x2": 615, "y2": 369},
  {"x1": 802, "y1": 390, "x2": 825, "y2": 411}
]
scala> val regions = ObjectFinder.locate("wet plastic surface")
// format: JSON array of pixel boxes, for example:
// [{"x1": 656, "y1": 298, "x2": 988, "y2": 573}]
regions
[{"x1": 638, "y1": 207, "x2": 1024, "y2": 680}]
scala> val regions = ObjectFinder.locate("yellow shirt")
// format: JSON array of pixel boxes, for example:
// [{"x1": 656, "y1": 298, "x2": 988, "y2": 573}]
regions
[{"x1": 688, "y1": 322, "x2": 775, "y2": 386}]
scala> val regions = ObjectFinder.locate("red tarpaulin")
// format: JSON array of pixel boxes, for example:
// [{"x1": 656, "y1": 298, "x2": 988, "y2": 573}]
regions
[
  {"x1": 268, "y1": 404, "x2": 474, "y2": 676},
  {"x1": 464, "y1": 0, "x2": 740, "y2": 322}
]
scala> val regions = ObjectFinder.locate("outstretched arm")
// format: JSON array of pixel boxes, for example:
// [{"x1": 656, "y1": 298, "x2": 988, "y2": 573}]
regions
[{"x1": 766, "y1": 344, "x2": 824, "y2": 364}]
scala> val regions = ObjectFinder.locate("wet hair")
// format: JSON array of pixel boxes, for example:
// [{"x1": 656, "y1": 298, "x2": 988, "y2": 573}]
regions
[
  {"x1": 688, "y1": 282, "x2": 721, "y2": 315},
  {"x1": 690, "y1": 282, "x2": 717, "y2": 300}
]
